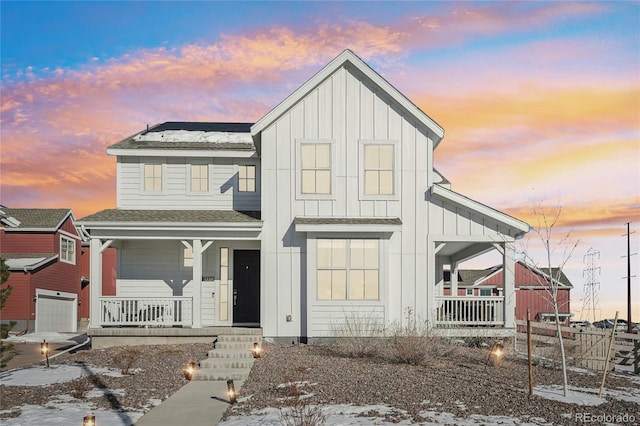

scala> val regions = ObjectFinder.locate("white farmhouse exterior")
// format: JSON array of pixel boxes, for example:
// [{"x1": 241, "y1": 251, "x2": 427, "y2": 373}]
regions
[{"x1": 78, "y1": 50, "x2": 529, "y2": 342}]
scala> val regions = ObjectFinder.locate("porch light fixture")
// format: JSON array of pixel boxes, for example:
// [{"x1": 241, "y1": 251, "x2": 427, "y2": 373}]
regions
[
  {"x1": 252, "y1": 342, "x2": 261, "y2": 358},
  {"x1": 227, "y1": 379, "x2": 237, "y2": 404},
  {"x1": 82, "y1": 413, "x2": 96, "y2": 426},
  {"x1": 40, "y1": 339, "x2": 50, "y2": 368},
  {"x1": 484, "y1": 341, "x2": 505, "y2": 370},
  {"x1": 183, "y1": 361, "x2": 198, "y2": 380}
]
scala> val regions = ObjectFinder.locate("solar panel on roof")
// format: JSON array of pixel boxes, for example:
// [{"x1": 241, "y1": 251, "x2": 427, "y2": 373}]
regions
[{"x1": 150, "y1": 122, "x2": 254, "y2": 133}]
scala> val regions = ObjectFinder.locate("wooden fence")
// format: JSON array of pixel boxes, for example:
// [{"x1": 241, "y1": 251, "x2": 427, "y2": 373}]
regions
[{"x1": 515, "y1": 320, "x2": 639, "y2": 374}]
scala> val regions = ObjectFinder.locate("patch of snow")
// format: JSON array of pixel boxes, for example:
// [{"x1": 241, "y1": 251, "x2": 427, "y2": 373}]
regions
[
  {"x1": 0, "y1": 364, "x2": 123, "y2": 386},
  {"x1": 134, "y1": 130, "x2": 252, "y2": 144},
  {"x1": 276, "y1": 380, "x2": 316, "y2": 389},
  {"x1": 533, "y1": 385, "x2": 605, "y2": 406},
  {"x1": 0, "y1": 403, "x2": 143, "y2": 426},
  {"x1": 420, "y1": 410, "x2": 551, "y2": 425},
  {"x1": 4, "y1": 331, "x2": 84, "y2": 344}
]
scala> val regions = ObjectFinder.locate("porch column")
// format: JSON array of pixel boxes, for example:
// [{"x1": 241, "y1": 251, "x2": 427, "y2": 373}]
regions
[
  {"x1": 192, "y1": 239, "x2": 203, "y2": 328},
  {"x1": 89, "y1": 238, "x2": 102, "y2": 329},
  {"x1": 503, "y1": 241, "x2": 516, "y2": 328},
  {"x1": 450, "y1": 261, "x2": 459, "y2": 296}
]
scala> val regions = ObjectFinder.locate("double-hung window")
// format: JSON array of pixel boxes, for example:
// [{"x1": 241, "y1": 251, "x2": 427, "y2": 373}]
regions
[
  {"x1": 60, "y1": 236, "x2": 75, "y2": 264},
  {"x1": 300, "y1": 143, "x2": 331, "y2": 195},
  {"x1": 317, "y1": 239, "x2": 379, "y2": 300},
  {"x1": 190, "y1": 164, "x2": 208, "y2": 192},
  {"x1": 144, "y1": 164, "x2": 163, "y2": 192},
  {"x1": 364, "y1": 144, "x2": 394, "y2": 195},
  {"x1": 238, "y1": 165, "x2": 256, "y2": 192}
]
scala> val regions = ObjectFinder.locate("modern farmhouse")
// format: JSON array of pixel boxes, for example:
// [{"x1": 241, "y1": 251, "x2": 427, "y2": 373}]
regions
[{"x1": 77, "y1": 50, "x2": 530, "y2": 343}]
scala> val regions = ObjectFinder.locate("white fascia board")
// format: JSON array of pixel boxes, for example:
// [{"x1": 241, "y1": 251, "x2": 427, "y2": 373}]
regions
[
  {"x1": 294, "y1": 222, "x2": 401, "y2": 233},
  {"x1": 431, "y1": 184, "x2": 530, "y2": 235},
  {"x1": 107, "y1": 148, "x2": 257, "y2": 158},
  {"x1": 6, "y1": 255, "x2": 58, "y2": 271},
  {"x1": 251, "y1": 49, "x2": 444, "y2": 144}
]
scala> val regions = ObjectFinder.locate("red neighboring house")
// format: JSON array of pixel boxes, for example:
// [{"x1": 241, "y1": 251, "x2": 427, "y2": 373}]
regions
[
  {"x1": 444, "y1": 260, "x2": 572, "y2": 324},
  {"x1": 0, "y1": 208, "x2": 84, "y2": 333}
]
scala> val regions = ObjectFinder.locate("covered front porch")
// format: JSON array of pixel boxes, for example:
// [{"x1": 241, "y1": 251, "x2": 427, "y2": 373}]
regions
[{"x1": 77, "y1": 209, "x2": 263, "y2": 331}]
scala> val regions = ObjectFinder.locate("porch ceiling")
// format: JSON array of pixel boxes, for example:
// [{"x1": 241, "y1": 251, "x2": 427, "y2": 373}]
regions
[{"x1": 436, "y1": 241, "x2": 494, "y2": 262}]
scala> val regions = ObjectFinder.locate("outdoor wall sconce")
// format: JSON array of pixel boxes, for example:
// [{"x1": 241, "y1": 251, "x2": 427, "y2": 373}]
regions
[
  {"x1": 227, "y1": 379, "x2": 237, "y2": 404},
  {"x1": 82, "y1": 414, "x2": 96, "y2": 426},
  {"x1": 183, "y1": 361, "x2": 198, "y2": 380},
  {"x1": 40, "y1": 339, "x2": 50, "y2": 367},
  {"x1": 252, "y1": 342, "x2": 261, "y2": 358}
]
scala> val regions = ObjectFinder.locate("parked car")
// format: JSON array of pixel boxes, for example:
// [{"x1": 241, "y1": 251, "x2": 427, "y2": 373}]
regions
[
  {"x1": 592, "y1": 319, "x2": 638, "y2": 333},
  {"x1": 570, "y1": 320, "x2": 593, "y2": 328}
]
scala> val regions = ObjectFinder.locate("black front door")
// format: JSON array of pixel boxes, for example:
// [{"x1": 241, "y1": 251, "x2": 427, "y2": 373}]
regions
[{"x1": 233, "y1": 250, "x2": 260, "y2": 325}]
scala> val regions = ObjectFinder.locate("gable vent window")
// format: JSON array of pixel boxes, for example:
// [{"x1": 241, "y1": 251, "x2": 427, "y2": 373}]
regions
[
  {"x1": 60, "y1": 236, "x2": 76, "y2": 264},
  {"x1": 190, "y1": 164, "x2": 209, "y2": 192},
  {"x1": 144, "y1": 164, "x2": 163, "y2": 192},
  {"x1": 238, "y1": 165, "x2": 256, "y2": 192},
  {"x1": 301, "y1": 143, "x2": 331, "y2": 194}
]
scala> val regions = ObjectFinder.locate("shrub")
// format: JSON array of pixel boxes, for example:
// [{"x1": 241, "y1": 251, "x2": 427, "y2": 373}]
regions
[
  {"x1": 70, "y1": 375, "x2": 95, "y2": 400},
  {"x1": 328, "y1": 312, "x2": 384, "y2": 358},
  {"x1": 112, "y1": 347, "x2": 142, "y2": 375},
  {"x1": 278, "y1": 374, "x2": 325, "y2": 426}
]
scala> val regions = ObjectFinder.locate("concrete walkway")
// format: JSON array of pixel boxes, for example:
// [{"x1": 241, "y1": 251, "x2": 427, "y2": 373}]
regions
[{"x1": 135, "y1": 380, "x2": 243, "y2": 426}]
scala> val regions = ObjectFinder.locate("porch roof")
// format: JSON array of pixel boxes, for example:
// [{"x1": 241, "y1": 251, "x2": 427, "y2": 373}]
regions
[
  {"x1": 77, "y1": 209, "x2": 262, "y2": 225},
  {"x1": 294, "y1": 216, "x2": 402, "y2": 233},
  {"x1": 1, "y1": 253, "x2": 58, "y2": 271}
]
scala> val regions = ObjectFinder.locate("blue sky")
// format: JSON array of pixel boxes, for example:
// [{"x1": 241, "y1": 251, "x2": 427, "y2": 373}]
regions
[{"x1": 1, "y1": 1, "x2": 638, "y2": 320}]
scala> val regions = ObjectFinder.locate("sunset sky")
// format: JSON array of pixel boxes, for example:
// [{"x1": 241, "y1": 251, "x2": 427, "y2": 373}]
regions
[{"x1": 1, "y1": 1, "x2": 638, "y2": 321}]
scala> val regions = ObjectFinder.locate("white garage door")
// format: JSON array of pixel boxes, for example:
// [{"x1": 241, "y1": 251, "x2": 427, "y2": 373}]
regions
[{"x1": 36, "y1": 290, "x2": 77, "y2": 332}]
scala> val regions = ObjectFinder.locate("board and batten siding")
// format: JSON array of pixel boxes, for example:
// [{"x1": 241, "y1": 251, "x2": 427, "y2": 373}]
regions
[
  {"x1": 116, "y1": 156, "x2": 260, "y2": 211},
  {"x1": 261, "y1": 64, "x2": 436, "y2": 337}
]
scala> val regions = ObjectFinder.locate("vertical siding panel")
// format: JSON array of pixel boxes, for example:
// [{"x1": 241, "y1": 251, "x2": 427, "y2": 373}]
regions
[
  {"x1": 318, "y1": 77, "x2": 333, "y2": 140},
  {"x1": 359, "y1": 79, "x2": 373, "y2": 140},
  {"x1": 333, "y1": 67, "x2": 346, "y2": 217},
  {"x1": 304, "y1": 90, "x2": 318, "y2": 139},
  {"x1": 414, "y1": 125, "x2": 430, "y2": 318},
  {"x1": 374, "y1": 91, "x2": 388, "y2": 140},
  {"x1": 345, "y1": 67, "x2": 360, "y2": 217}
]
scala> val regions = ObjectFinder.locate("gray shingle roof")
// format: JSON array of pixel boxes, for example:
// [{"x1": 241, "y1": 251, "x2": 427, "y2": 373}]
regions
[
  {"x1": 0, "y1": 208, "x2": 71, "y2": 229},
  {"x1": 109, "y1": 139, "x2": 256, "y2": 151},
  {"x1": 294, "y1": 217, "x2": 402, "y2": 225},
  {"x1": 78, "y1": 209, "x2": 261, "y2": 224}
]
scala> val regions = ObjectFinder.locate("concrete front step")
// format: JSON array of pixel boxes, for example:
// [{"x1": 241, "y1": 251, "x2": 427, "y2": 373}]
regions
[
  {"x1": 192, "y1": 368, "x2": 253, "y2": 381},
  {"x1": 194, "y1": 333, "x2": 262, "y2": 381},
  {"x1": 199, "y1": 358, "x2": 255, "y2": 369},
  {"x1": 215, "y1": 341, "x2": 259, "y2": 350}
]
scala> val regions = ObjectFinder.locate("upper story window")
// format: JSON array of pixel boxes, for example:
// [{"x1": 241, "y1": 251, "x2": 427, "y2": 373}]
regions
[
  {"x1": 466, "y1": 288, "x2": 473, "y2": 296},
  {"x1": 144, "y1": 164, "x2": 163, "y2": 192},
  {"x1": 363, "y1": 144, "x2": 394, "y2": 195},
  {"x1": 238, "y1": 165, "x2": 256, "y2": 192},
  {"x1": 480, "y1": 288, "x2": 492, "y2": 297},
  {"x1": 190, "y1": 164, "x2": 208, "y2": 192},
  {"x1": 60, "y1": 236, "x2": 75, "y2": 264},
  {"x1": 301, "y1": 143, "x2": 331, "y2": 195},
  {"x1": 182, "y1": 246, "x2": 194, "y2": 268},
  {"x1": 316, "y1": 239, "x2": 379, "y2": 301}
]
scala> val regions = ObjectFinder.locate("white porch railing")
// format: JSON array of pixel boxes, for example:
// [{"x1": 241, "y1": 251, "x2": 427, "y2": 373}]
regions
[
  {"x1": 435, "y1": 296, "x2": 504, "y2": 326},
  {"x1": 100, "y1": 297, "x2": 193, "y2": 327}
]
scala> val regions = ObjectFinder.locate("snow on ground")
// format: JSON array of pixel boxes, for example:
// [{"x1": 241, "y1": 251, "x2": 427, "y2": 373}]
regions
[
  {"x1": 0, "y1": 364, "x2": 146, "y2": 426},
  {"x1": 2, "y1": 358, "x2": 639, "y2": 425},
  {"x1": 5, "y1": 331, "x2": 84, "y2": 344}
]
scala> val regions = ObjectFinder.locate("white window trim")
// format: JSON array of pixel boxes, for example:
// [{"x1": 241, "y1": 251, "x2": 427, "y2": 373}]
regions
[
  {"x1": 358, "y1": 139, "x2": 400, "y2": 201},
  {"x1": 307, "y1": 232, "x2": 388, "y2": 306},
  {"x1": 59, "y1": 235, "x2": 76, "y2": 265},
  {"x1": 295, "y1": 139, "x2": 336, "y2": 200},
  {"x1": 140, "y1": 160, "x2": 166, "y2": 194},
  {"x1": 466, "y1": 288, "x2": 473, "y2": 296},
  {"x1": 236, "y1": 164, "x2": 258, "y2": 193},
  {"x1": 186, "y1": 162, "x2": 211, "y2": 195}
]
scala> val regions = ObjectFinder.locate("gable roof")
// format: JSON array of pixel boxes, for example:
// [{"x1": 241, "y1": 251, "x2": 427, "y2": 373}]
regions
[
  {"x1": 444, "y1": 260, "x2": 573, "y2": 289},
  {"x1": 251, "y1": 49, "x2": 444, "y2": 147},
  {"x1": 2, "y1": 253, "x2": 58, "y2": 271},
  {"x1": 430, "y1": 184, "x2": 530, "y2": 237},
  {"x1": 0, "y1": 208, "x2": 73, "y2": 232},
  {"x1": 77, "y1": 209, "x2": 261, "y2": 225}
]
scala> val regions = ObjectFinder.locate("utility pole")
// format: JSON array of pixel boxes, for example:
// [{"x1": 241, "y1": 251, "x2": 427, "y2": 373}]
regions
[{"x1": 623, "y1": 222, "x2": 636, "y2": 334}]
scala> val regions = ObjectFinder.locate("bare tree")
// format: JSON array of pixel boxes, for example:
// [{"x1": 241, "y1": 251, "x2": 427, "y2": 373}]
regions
[{"x1": 519, "y1": 201, "x2": 578, "y2": 397}]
